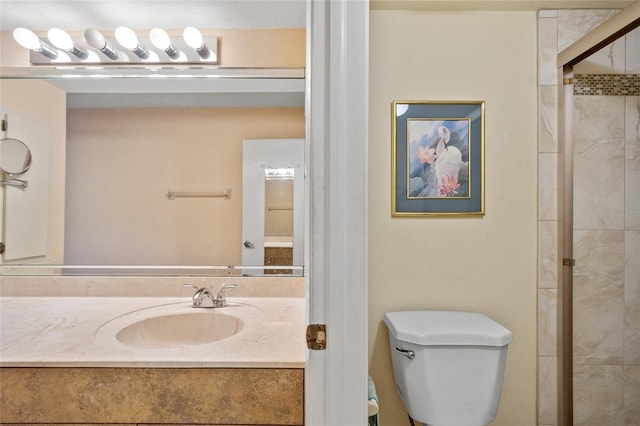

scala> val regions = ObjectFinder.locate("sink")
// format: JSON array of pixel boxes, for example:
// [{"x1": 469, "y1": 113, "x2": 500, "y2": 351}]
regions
[{"x1": 116, "y1": 312, "x2": 243, "y2": 349}]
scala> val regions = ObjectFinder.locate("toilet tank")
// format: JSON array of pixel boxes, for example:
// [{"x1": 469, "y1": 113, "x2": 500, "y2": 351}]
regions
[{"x1": 384, "y1": 311, "x2": 512, "y2": 426}]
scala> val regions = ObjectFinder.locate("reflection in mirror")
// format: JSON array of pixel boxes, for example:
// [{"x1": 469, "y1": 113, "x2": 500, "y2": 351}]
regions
[
  {"x1": 264, "y1": 168, "x2": 294, "y2": 273},
  {"x1": 62, "y1": 107, "x2": 304, "y2": 270},
  {"x1": 241, "y1": 138, "x2": 304, "y2": 274},
  {"x1": 0, "y1": 77, "x2": 305, "y2": 275},
  {"x1": 0, "y1": 138, "x2": 32, "y2": 188}
]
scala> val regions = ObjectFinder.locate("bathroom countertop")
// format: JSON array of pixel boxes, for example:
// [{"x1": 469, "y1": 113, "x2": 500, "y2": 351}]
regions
[{"x1": 0, "y1": 297, "x2": 306, "y2": 368}]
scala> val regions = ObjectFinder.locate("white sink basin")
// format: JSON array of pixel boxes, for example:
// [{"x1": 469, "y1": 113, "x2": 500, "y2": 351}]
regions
[{"x1": 116, "y1": 312, "x2": 243, "y2": 349}]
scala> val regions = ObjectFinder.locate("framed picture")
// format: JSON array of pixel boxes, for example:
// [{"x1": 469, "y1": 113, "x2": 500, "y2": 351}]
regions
[{"x1": 391, "y1": 100, "x2": 485, "y2": 217}]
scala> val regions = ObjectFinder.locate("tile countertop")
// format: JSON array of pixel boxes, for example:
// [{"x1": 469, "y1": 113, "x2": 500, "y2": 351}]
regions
[{"x1": 0, "y1": 297, "x2": 306, "y2": 368}]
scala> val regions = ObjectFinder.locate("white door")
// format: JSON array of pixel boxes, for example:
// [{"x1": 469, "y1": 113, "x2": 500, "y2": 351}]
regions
[
  {"x1": 0, "y1": 109, "x2": 50, "y2": 262},
  {"x1": 241, "y1": 138, "x2": 304, "y2": 271},
  {"x1": 305, "y1": 0, "x2": 369, "y2": 424}
]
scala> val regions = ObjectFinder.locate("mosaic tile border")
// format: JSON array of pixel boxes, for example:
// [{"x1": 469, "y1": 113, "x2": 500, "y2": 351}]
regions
[{"x1": 574, "y1": 74, "x2": 640, "y2": 96}]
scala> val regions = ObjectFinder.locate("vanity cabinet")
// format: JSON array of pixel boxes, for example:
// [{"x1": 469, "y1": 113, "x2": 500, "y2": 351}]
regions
[{"x1": 0, "y1": 367, "x2": 303, "y2": 425}]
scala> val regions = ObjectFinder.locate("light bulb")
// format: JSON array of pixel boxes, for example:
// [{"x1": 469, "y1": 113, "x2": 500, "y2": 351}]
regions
[
  {"x1": 47, "y1": 28, "x2": 73, "y2": 50},
  {"x1": 13, "y1": 27, "x2": 42, "y2": 50},
  {"x1": 84, "y1": 28, "x2": 119, "y2": 60},
  {"x1": 115, "y1": 26, "x2": 139, "y2": 50},
  {"x1": 183, "y1": 26, "x2": 204, "y2": 49},
  {"x1": 47, "y1": 28, "x2": 87, "y2": 59},
  {"x1": 183, "y1": 26, "x2": 209, "y2": 58},
  {"x1": 150, "y1": 28, "x2": 170, "y2": 49},
  {"x1": 115, "y1": 26, "x2": 148, "y2": 59},
  {"x1": 13, "y1": 27, "x2": 58, "y2": 59},
  {"x1": 150, "y1": 28, "x2": 179, "y2": 59},
  {"x1": 83, "y1": 28, "x2": 106, "y2": 49}
]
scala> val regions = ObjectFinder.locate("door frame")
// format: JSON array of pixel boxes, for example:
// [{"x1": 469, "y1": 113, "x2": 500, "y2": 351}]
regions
[
  {"x1": 305, "y1": 0, "x2": 369, "y2": 424},
  {"x1": 556, "y1": 3, "x2": 639, "y2": 424}
]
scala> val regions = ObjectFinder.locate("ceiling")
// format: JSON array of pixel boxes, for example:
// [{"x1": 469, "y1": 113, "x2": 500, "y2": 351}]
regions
[
  {"x1": 371, "y1": 0, "x2": 636, "y2": 11},
  {"x1": 1, "y1": 0, "x2": 636, "y2": 32},
  {"x1": 0, "y1": 0, "x2": 306, "y2": 32}
]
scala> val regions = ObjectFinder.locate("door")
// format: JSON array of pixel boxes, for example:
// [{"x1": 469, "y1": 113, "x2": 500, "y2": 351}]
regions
[
  {"x1": 305, "y1": 0, "x2": 369, "y2": 424},
  {"x1": 0, "y1": 109, "x2": 50, "y2": 262},
  {"x1": 241, "y1": 138, "x2": 304, "y2": 272}
]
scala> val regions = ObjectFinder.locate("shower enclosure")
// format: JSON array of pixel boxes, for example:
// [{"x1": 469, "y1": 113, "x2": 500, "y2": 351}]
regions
[
  {"x1": 573, "y1": 62, "x2": 640, "y2": 425},
  {"x1": 570, "y1": 69, "x2": 639, "y2": 425},
  {"x1": 537, "y1": 6, "x2": 639, "y2": 426}
]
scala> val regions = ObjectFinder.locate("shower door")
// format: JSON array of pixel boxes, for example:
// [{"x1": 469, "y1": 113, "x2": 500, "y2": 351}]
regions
[{"x1": 570, "y1": 69, "x2": 640, "y2": 425}]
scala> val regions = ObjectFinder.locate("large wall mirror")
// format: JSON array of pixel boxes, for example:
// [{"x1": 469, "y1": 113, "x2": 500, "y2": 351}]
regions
[
  {"x1": 0, "y1": 37, "x2": 305, "y2": 275},
  {"x1": 0, "y1": 75, "x2": 305, "y2": 276},
  {"x1": 0, "y1": 0, "x2": 307, "y2": 276}
]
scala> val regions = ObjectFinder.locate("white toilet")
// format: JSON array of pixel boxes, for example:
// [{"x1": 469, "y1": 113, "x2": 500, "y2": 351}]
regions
[{"x1": 384, "y1": 310, "x2": 512, "y2": 426}]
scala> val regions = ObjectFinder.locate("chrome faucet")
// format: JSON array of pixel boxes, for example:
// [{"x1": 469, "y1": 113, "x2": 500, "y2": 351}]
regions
[{"x1": 184, "y1": 283, "x2": 237, "y2": 308}]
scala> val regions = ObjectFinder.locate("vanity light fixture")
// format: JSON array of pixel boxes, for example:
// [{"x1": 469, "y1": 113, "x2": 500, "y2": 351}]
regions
[
  {"x1": 115, "y1": 26, "x2": 149, "y2": 59},
  {"x1": 83, "y1": 28, "x2": 119, "y2": 60},
  {"x1": 13, "y1": 26, "x2": 218, "y2": 65},
  {"x1": 265, "y1": 168, "x2": 295, "y2": 179},
  {"x1": 47, "y1": 28, "x2": 88, "y2": 59},
  {"x1": 183, "y1": 26, "x2": 211, "y2": 59},
  {"x1": 149, "y1": 28, "x2": 179, "y2": 59},
  {"x1": 12, "y1": 27, "x2": 58, "y2": 59}
]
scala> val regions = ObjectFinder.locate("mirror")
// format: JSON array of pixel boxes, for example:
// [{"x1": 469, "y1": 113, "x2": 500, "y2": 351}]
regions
[
  {"x1": 265, "y1": 168, "x2": 295, "y2": 241},
  {"x1": 241, "y1": 139, "x2": 304, "y2": 274},
  {"x1": 0, "y1": 77, "x2": 305, "y2": 275},
  {"x1": 263, "y1": 168, "x2": 294, "y2": 272},
  {"x1": 0, "y1": 138, "x2": 31, "y2": 183},
  {"x1": 0, "y1": 138, "x2": 32, "y2": 175},
  {"x1": 0, "y1": 137, "x2": 32, "y2": 188},
  {"x1": 0, "y1": 0, "x2": 307, "y2": 275}
]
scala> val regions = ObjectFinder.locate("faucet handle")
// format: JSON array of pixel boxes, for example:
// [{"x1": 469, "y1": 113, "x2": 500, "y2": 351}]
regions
[
  {"x1": 213, "y1": 284, "x2": 238, "y2": 307},
  {"x1": 217, "y1": 283, "x2": 237, "y2": 300},
  {"x1": 184, "y1": 284, "x2": 215, "y2": 308}
]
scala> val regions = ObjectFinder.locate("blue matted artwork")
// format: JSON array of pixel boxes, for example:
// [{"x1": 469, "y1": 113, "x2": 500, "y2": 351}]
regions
[{"x1": 392, "y1": 101, "x2": 484, "y2": 217}]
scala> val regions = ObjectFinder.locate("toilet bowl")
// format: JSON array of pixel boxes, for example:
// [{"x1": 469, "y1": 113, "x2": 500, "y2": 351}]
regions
[{"x1": 384, "y1": 310, "x2": 512, "y2": 426}]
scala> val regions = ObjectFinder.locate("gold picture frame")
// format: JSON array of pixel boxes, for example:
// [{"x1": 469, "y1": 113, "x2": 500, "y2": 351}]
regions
[{"x1": 391, "y1": 100, "x2": 485, "y2": 217}]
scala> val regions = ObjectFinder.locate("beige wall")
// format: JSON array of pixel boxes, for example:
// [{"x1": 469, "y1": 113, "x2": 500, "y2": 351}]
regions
[
  {"x1": 65, "y1": 107, "x2": 304, "y2": 265},
  {"x1": 0, "y1": 79, "x2": 67, "y2": 263},
  {"x1": 369, "y1": 10, "x2": 538, "y2": 426}
]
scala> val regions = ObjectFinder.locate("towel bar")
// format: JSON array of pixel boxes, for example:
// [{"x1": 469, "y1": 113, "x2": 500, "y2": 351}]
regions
[{"x1": 167, "y1": 188, "x2": 231, "y2": 200}]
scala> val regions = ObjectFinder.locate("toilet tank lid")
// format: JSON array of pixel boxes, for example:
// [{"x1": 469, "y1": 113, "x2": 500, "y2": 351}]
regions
[{"x1": 384, "y1": 311, "x2": 513, "y2": 347}]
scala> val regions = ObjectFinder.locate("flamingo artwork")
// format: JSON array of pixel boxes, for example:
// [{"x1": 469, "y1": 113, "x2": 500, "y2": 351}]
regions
[{"x1": 408, "y1": 120, "x2": 470, "y2": 198}]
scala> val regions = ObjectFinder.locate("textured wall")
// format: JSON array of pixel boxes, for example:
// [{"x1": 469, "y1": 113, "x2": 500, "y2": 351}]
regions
[
  {"x1": 369, "y1": 10, "x2": 538, "y2": 426},
  {"x1": 65, "y1": 107, "x2": 304, "y2": 265}
]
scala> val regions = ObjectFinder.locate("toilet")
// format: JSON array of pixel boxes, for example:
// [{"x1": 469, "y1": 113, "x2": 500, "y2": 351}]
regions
[{"x1": 384, "y1": 310, "x2": 512, "y2": 426}]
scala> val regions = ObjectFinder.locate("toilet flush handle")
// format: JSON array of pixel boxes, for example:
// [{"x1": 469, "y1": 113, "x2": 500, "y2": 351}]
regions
[{"x1": 394, "y1": 347, "x2": 415, "y2": 360}]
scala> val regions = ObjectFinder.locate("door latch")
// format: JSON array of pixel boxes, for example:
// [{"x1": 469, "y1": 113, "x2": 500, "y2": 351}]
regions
[{"x1": 306, "y1": 324, "x2": 326, "y2": 350}]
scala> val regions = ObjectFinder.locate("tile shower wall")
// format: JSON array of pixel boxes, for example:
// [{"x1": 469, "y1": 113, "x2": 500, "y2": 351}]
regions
[
  {"x1": 573, "y1": 94, "x2": 639, "y2": 425},
  {"x1": 537, "y1": 9, "x2": 640, "y2": 426}
]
